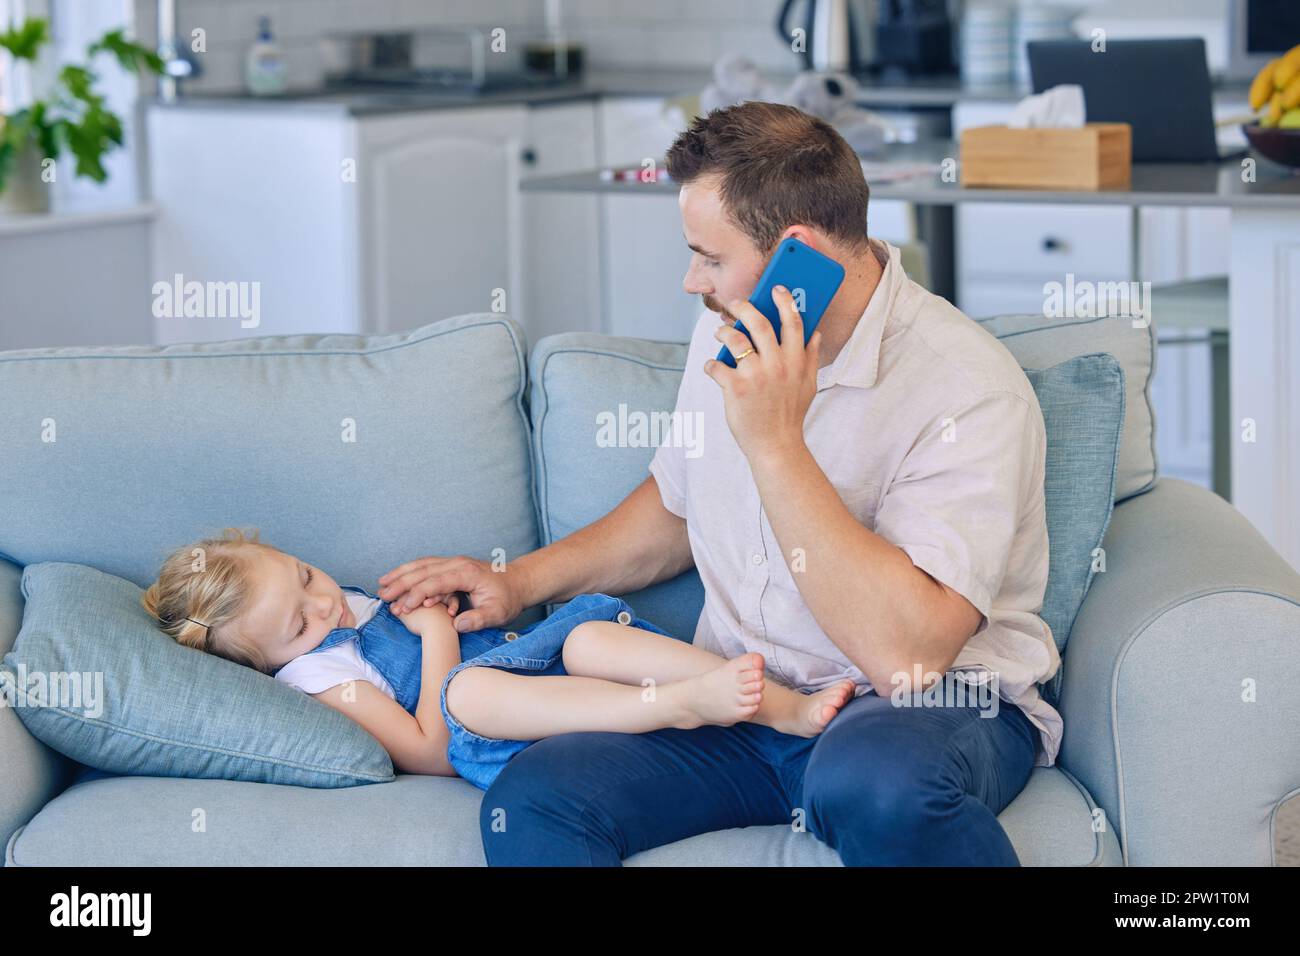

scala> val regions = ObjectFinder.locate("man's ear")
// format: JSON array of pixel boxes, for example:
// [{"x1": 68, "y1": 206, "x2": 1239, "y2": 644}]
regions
[{"x1": 779, "y1": 225, "x2": 816, "y2": 249}]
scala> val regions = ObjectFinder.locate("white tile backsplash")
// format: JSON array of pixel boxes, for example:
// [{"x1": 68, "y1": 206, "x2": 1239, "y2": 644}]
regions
[
  {"x1": 649, "y1": 25, "x2": 717, "y2": 70},
  {"x1": 137, "y1": 0, "x2": 1230, "y2": 93},
  {"x1": 141, "y1": 0, "x2": 790, "y2": 92}
]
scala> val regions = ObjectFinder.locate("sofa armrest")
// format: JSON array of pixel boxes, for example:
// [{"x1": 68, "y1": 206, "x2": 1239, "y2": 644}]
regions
[
  {"x1": 0, "y1": 557, "x2": 77, "y2": 855},
  {"x1": 1059, "y1": 478, "x2": 1300, "y2": 865}
]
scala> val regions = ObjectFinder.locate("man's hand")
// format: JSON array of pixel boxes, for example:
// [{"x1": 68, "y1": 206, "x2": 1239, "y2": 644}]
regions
[
  {"x1": 378, "y1": 555, "x2": 527, "y2": 632},
  {"x1": 705, "y1": 284, "x2": 822, "y2": 465}
]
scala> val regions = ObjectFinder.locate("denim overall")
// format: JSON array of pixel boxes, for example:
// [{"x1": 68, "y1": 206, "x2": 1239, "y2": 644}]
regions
[{"x1": 284, "y1": 585, "x2": 674, "y2": 791}]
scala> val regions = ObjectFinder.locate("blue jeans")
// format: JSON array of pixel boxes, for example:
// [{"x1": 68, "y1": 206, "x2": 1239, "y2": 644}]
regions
[{"x1": 478, "y1": 686, "x2": 1039, "y2": 865}]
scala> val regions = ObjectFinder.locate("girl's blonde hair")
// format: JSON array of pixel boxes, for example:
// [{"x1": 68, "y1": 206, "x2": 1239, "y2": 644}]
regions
[{"x1": 141, "y1": 527, "x2": 278, "y2": 673}]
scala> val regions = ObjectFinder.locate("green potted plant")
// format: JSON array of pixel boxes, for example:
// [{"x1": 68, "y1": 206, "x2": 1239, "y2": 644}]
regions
[{"x1": 0, "y1": 16, "x2": 162, "y2": 214}]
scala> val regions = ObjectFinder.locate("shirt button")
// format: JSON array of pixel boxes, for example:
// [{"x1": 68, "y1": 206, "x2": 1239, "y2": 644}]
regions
[
  {"x1": 504, "y1": 631, "x2": 518, "y2": 642},
  {"x1": 616, "y1": 610, "x2": 632, "y2": 625},
  {"x1": 751, "y1": 552, "x2": 764, "y2": 565}
]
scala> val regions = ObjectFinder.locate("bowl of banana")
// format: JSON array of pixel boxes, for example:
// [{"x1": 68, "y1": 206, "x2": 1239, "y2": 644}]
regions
[{"x1": 1245, "y1": 43, "x2": 1300, "y2": 168}]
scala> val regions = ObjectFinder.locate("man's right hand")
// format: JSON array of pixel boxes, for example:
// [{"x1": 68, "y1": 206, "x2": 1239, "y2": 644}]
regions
[{"x1": 377, "y1": 555, "x2": 528, "y2": 632}]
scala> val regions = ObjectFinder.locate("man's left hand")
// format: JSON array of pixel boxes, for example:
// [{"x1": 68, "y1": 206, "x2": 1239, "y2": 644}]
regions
[{"x1": 704, "y1": 285, "x2": 822, "y2": 464}]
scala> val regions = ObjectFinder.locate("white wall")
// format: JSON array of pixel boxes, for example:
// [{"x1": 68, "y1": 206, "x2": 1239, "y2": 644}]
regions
[
  {"x1": 0, "y1": 1, "x2": 154, "y2": 350},
  {"x1": 1073, "y1": 0, "x2": 1230, "y2": 70},
  {"x1": 0, "y1": 214, "x2": 154, "y2": 349}
]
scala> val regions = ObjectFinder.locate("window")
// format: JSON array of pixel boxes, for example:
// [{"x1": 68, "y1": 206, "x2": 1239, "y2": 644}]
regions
[{"x1": 1, "y1": 0, "x2": 140, "y2": 209}]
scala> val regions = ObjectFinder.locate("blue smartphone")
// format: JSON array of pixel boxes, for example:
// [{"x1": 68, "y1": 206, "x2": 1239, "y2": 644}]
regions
[{"x1": 715, "y1": 237, "x2": 845, "y2": 368}]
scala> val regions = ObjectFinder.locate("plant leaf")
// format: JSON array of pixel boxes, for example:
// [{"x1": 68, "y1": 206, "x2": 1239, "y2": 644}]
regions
[
  {"x1": 59, "y1": 64, "x2": 103, "y2": 105},
  {"x1": 89, "y1": 28, "x2": 165, "y2": 75},
  {"x1": 0, "y1": 17, "x2": 49, "y2": 61}
]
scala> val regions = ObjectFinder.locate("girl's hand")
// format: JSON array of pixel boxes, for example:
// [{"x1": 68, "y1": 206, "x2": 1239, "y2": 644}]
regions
[
  {"x1": 391, "y1": 592, "x2": 458, "y2": 618},
  {"x1": 378, "y1": 555, "x2": 525, "y2": 632},
  {"x1": 392, "y1": 599, "x2": 456, "y2": 637}
]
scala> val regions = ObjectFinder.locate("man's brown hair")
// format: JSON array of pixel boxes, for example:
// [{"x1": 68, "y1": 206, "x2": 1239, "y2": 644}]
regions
[{"x1": 665, "y1": 100, "x2": 870, "y2": 254}]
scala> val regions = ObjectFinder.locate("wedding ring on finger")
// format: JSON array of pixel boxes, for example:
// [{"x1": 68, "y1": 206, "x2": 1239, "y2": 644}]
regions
[{"x1": 733, "y1": 347, "x2": 756, "y2": 363}]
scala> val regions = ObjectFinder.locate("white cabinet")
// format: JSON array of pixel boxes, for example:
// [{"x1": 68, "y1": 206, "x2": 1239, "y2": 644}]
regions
[
  {"x1": 147, "y1": 106, "x2": 360, "y2": 343},
  {"x1": 522, "y1": 101, "x2": 601, "y2": 345},
  {"x1": 597, "y1": 97, "x2": 698, "y2": 343},
  {"x1": 955, "y1": 202, "x2": 1134, "y2": 316},
  {"x1": 148, "y1": 102, "x2": 577, "y2": 344},
  {"x1": 356, "y1": 107, "x2": 528, "y2": 333}
]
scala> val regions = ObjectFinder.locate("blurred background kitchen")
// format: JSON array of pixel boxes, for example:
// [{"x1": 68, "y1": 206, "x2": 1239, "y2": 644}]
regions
[{"x1": 2, "y1": 0, "x2": 1299, "y2": 542}]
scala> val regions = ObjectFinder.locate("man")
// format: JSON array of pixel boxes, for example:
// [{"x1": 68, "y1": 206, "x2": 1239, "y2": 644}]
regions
[{"x1": 378, "y1": 101, "x2": 1062, "y2": 866}]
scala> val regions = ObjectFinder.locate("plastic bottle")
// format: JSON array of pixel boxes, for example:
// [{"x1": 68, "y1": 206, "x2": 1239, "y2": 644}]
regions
[{"x1": 245, "y1": 16, "x2": 287, "y2": 96}]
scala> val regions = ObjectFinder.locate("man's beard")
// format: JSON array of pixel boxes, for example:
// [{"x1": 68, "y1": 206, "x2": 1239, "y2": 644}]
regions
[{"x1": 702, "y1": 295, "x2": 736, "y2": 325}]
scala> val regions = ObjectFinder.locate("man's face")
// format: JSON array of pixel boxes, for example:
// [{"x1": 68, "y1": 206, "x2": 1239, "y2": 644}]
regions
[{"x1": 679, "y1": 176, "x2": 770, "y2": 326}]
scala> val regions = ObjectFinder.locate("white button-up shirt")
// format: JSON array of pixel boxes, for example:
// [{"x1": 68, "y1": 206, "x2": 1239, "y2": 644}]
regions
[{"x1": 649, "y1": 239, "x2": 1063, "y2": 767}]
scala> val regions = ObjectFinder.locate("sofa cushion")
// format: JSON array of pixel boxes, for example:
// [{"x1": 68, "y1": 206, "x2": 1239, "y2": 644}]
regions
[
  {"x1": 975, "y1": 313, "x2": 1155, "y2": 502},
  {"x1": 529, "y1": 333, "x2": 1124, "y2": 672},
  {"x1": 527, "y1": 333, "x2": 705, "y2": 642},
  {"x1": 0, "y1": 315, "x2": 539, "y2": 601},
  {"x1": 5, "y1": 764, "x2": 1121, "y2": 866},
  {"x1": 1, "y1": 561, "x2": 393, "y2": 787},
  {"x1": 1024, "y1": 354, "x2": 1125, "y2": 701}
]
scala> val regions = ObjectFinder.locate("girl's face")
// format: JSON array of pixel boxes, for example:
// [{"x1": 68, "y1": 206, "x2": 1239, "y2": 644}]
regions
[{"x1": 237, "y1": 548, "x2": 355, "y2": 670}]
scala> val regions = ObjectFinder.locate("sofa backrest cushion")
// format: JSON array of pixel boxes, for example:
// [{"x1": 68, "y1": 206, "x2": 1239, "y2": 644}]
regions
[
  {"x1": 1, "y1": 561, "x2": 393, "y2": 787},
  {"x1": 527, "y1": 333, "x2": 705, "y2": 642},
  {"x1": 975, "y1": 313, "x2": 1155, "y2": 502},
  {"x1": 0, "y1": 315, "x2": 539, "y2": 596},
  {"x1": 1025, "y1": 353, "x2": 1125, "y2": 704}
]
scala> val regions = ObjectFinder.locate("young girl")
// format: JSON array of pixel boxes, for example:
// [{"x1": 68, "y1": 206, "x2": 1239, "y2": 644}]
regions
[{"x1": 141, "y1": 527, "x2": 856, "y2": 789}]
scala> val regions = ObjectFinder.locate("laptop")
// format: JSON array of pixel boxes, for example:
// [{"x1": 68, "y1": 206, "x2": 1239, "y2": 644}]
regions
[{"x1": 1027, "y1": 38, "x2": 1245, "y2": 163}]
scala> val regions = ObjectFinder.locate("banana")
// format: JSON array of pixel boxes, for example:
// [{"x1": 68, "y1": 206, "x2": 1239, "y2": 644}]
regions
[
  {"x1": 1274, "y1": 45, "x2": 1300, "y2": 89},
  {"x1": 1282, "y1": 74, "x2": 1300, "y2": 111},
  {"x1": 1280, "y1": 108, "x2": 1300, "y2": 130},
  {"x1": 1264, "y1": 91, "x2": 1284, "y2": 127},
  {"x1": 1251, "y1": 58, "x2": 1279, "y2": 110}
]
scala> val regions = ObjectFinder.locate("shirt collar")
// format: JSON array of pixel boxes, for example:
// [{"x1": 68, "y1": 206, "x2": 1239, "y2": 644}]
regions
[{"x1": 815, "y1": 238, "x2": 900, "y2": 392}]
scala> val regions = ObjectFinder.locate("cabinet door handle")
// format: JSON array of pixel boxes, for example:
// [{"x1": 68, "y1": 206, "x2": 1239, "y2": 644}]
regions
[
  {"x1": 1042, "y1": 236, "x2": 1064, "y2": 252},
  {"x1": 521, "y1": 147, "x2": 538, "y2": 165}
]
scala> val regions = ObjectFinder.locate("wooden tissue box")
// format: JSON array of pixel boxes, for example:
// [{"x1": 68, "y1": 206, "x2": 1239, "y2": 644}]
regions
[{"x1": 960, "y1": 122, "x2": 1132, "y2": 190}]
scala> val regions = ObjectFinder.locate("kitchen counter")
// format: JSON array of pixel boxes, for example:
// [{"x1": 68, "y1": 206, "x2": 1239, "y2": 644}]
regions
[
  {"x1": 142, "y1": 68, "x2": 1146, "y2": 116},
  {"x1": 148, "y1": 69, "x2": 1254, "y2": 116},
  {"x1": 145, "y1": 69, "x2": 702, "y2": 115},
  {"x1": 522, "y1": 139, "x2": 1300, "y2": 208}
]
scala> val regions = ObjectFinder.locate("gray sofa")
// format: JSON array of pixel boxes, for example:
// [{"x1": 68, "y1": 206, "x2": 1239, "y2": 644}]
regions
[{"x1": 2, "y1": 312, "x2": 1298, "y2": 866}]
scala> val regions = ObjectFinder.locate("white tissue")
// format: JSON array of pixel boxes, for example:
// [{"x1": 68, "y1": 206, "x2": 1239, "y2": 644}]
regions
[
  {"x1": 700, "y1": 52, "x2": 780, "y2": 113},
  {"x1": 1006, "y1": 84, "x2": 1086, "y2": 128},
  {"x1": 697, "y1": 56, "x2": 890, "y2": 155},
  {"x1": 773, "y1": 71, "x2": 889, "y2": 154}
]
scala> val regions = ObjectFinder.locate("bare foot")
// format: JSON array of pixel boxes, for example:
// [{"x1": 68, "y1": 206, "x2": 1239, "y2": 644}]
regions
[
  {"x1": 769, "y1": 680, "x2": 857, "y2": 738},
  {"x1": 667, "y1": 653, "x2": 766, "y2": 729}
]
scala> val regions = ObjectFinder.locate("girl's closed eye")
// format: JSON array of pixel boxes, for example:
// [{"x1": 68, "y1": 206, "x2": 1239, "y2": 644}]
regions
[{"x1": 298, "y1": 567, "x2": 315, "y2": 635}]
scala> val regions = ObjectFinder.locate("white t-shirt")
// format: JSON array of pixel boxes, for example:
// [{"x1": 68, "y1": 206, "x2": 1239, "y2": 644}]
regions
[{"x1": 273, "y1": 591, "x2": 397, "y2": 700}]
